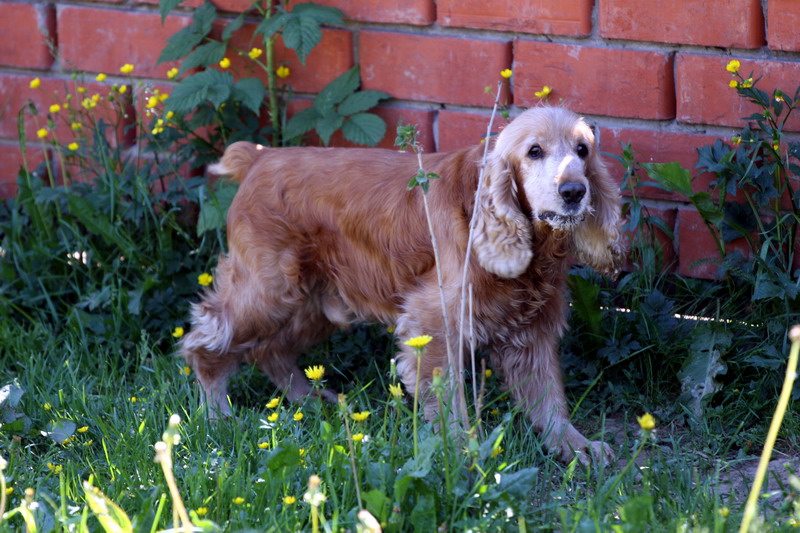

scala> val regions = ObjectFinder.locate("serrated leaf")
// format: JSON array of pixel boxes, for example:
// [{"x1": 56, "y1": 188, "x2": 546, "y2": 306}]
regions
[
  {"x1": 337, "y1": 90, "x2": 389, "y2": 116},
  {"x1": 198, "y1": 181, "x2": 238, "y2": 235},
  {"x1": 284, "y1": 107, "x2": 320, "y2": 140},
  {"x1": 644, "y1": 161, "x2": 692, "y2": 196},
  {"x1": 315, "y1": 66, "x2": 360, "y2": 114},
  {"x1": 255, "y1": 12, "x2": 289, "y2": 39},
  {"x1": 342, "y1": 113, "x2": 386, "y2": 146},
  {"x1": 159, "y1": 0, "x2": 184, "y2": 22},
  {"x1": 167, "y1": 70, "x2": 233, "y2": 113},
  {"x1": 221, "y1": 12, "x2": 245, "y2": 41},
  {"x1": 179, "y1": 40, "x2": 226, "y2": 76},
  {"x1": 316, "y1": 113, "x2": 344, "y2": 146},
  {"x1": 192, "y1": 2, "x2": 217, "y2": 36},
  {"x1": 158, "y1": 25, "x2": 207, "y2": 64},
  {"x1": 232, "y1": 78, "x2": 266, "y2": 114},
  {"x1": 292, "y1": 2, "x2": 345, "y2": 25},
  {"x1": 282, "y1": 15, "x2": 322, "y2": 64}
]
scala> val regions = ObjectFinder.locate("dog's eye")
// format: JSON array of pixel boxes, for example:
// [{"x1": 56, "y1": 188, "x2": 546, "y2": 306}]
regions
[
  {"x1": 576, "y1": 143, "x2": 589, "y2": 159},
  {"x1": 528, "y1": 145, "x2": 544, "y2": 160}
]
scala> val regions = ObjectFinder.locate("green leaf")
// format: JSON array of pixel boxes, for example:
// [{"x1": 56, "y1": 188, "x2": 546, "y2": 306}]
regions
[
  {"x1": 159, "y1": 0, "x2": 184, "y2": 23},
  {"x1": 157, "y1": 2, "x2": 217, "y2": 63},
  {"x1": 678, "y1": 327, "x2": 731, "y2": 418},
  {"x1": 166, "y1": 70, "x2": 233, "y2": 113},
  {"x1": 644, "y1": 161, "x2": 692, "y2": 196},
  {"x1": 567, "y1": 274, "x2": 602, "y2": 337},
  {"x1": 197, "y1": 181, "x2": 238, "y2": 236},
  {"x1": 179, "y1": 40, "x2": 226, "y2": 76},
  {"x1": 362, "y1": 490, "x2": 392, "y2": 523},
  {"x1": 337, "y1": 90, "x2": 389, "y2": 117},
  {"x1": 43, "y1": 419, "x2": 77, "y2": 444},
  {"x1": 192, "y1": 2, "x2": 217, "y2": 36},
  {"x1": 342, "y1": 113, "x2": 386, "y2": 147},
  {"x1": 284, "y1": 107, "x2": 320, "y2": 140},
  {"x1": 255, "y1": 12, "x2": 289, "y2": 39},
  {"x1": 282, "y1": 15, "x2": 321, "y2": 64},
  {"x1": 316, "y1": 113, "x2": 344, "y2": 146},
  {"x1": 83, "y1": 481, "x2": 134, "y2": 533},
  {"x1": 292, "y1": 2, "x2": 345, "y2": 25},
  {"x1": 689, "y1": 191, "x2": 724, "y2": 228},
  {"x1": 232, "y1": 78, "x2": 266, "y2": 115},
  {"x1": 265, "y1": 443, "x2": 302, "y2": 472},
  {"x1": 315, "y1": 66, "x2": 360, "y2": 115},
  {"x1": 67, "y1": 194, "x2": 135, "y2": 251},
  {"x1": 221, "y1": 12, "x2": 245, "y2": 41},
  {"x1": 409, "y1": 494, "x2": 436, "y2": 533}
]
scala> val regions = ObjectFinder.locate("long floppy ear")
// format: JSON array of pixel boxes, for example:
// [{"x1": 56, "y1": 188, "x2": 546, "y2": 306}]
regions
[
  {"x1": 571, "y1": 151, "x2": 625, "y2": 277},
  {"x1": 471, "y1": 154, "x2": 533, "y2": 278}
]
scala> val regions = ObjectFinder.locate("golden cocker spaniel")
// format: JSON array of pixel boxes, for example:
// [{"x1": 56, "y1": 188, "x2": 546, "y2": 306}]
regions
[{"x1": 181, "y1": 106, "x2": 623, "y2": 461}]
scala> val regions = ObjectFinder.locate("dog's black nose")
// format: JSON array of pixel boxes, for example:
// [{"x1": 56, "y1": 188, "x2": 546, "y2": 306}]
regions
[{"x1": 558, "y1": 182, "x2": 586, "y2": 205}]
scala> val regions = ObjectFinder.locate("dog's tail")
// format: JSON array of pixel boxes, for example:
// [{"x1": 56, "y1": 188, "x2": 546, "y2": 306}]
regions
[{"x1": 208, "y1": 141, "x2": 264, "y2": 183}]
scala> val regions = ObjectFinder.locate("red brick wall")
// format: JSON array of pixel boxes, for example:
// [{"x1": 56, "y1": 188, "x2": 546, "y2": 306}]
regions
[{"x1": 1, "y1": 0, "x2": 799, "y2": 278}]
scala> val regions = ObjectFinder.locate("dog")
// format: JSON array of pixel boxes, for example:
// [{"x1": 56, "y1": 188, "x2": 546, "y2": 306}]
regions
[{"x1": 180, "y1": 106, "x2": 623, "y2": 462}]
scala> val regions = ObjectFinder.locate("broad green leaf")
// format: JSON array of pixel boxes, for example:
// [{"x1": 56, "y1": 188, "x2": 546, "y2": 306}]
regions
[
  {"x1": 43, "y1": 419, "x2": 77, "y2": 444},
  {"x1": 342, "y1": 113, "x2": 386, "y2": 146},
  {"x1": 192, "y1": 2, "x2": 217, "y2": 36},
  {"x1": 644, "y1": 161, "x2": 692, "y2": 196},
  {"x1": 567, "y1": 274, "x2": 602, "y2": 337},
  {"x1": 284, "y1": 107, "x2": 320, "y2": 140},
  {"x1": 198, "y1": 181, "x2": 238, "y2": 235},
  {"x1": 362, "y1": 490, "x2": 392, "y2": 523},
  {"x1": 167, "y1": 70, "x2": 233, "y2": 113},
  {"x1": 292, "y1": 2, "x2": 345, "y2": 25},
  {"x1": 283, "y1": 15, "x2": 322, "y2": 64},
  {"x1": 179, "y1": 40, "x2": 226, "y2": 76},
  {"x1": 678, "y1": 327, "x2": 731, "y2": 418},
  {"x1": 159, "y1": 0, "x2": 184, "y2": 22},
  {"x1": 83, "y1": 481, "x2": 134, "y2": 533},
  {"x1": 265, "y1": 443, "x2": 302, "y2": 471},
  {"x1": 232, "y1": 78, "x2": 266, "y2": 115},
  {"x1": 255, "y1": 12, "x2": 289, "y2": 39},
  {"x1": 316, "y1": 113, "x2": 344, "y2": 145},
  {"x1": 221, "y1": 12, "x2": 245, "y2": 41},
  {"x1": 409, "y1": 494, "x2": 436, "y2": 533},
  {"x1": 337, "y1": 90, "x2": 389, "y2": 117},
  {"x1": 158, "y1": 25, "x2": 206, "y2": 64},
  {"x1": 315, "y1": 66, "x2": 360, "y2": 115},
  {"x1": 689, "y1": 191, "x2": 724, "y2": 227}
]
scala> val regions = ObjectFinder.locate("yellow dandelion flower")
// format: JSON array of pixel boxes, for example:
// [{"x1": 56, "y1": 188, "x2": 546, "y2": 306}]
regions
[
  {"x1": 283, "y1": 495, "x2": 297, "y2": 505},
  {"x1": 146, "y1": 96, "x2": 159, "y2": 109},
  {"x1": 5, "y1": 487, "x2": 13, "y2": 495},
  {"x1": 266, "y1": 397, "x2": 280, "y2": 409},
  {"x1": 84, "y1": 440, "x2": 93, "y2": 446},
  {"x1": 267, "y1": 412, "x2": 279, "y2": 422},
  {"x1": 500, "y1": 68, "x2": 512, "y2": 79},
  {"x1": 258, "y1": 441, "x2": 270, "y2": 449},
  {"x1": 47, "y1": 462, "x2": 63, "y2": 474},
  {"x1": 49, "y1": 104, "x2": 61, "y2": 113},
  {"x1": 726, "y1": 59, "x2": 740, "y2": 73},
  {"x1": 43, "y1": 402, "x2": 52, "y2": 410},
  {"x1": 352, "y1": 433, "x2": 364, "y2": 442},
  {"x1": 485, "y1": 369, "x2": 493, "y2": 378},
  {"x1": 172, "y1": 327, "x2": 184, "y2": 338},
  {"x1": 195, "y1": 507, "x2": 208, "y2": 516},
  {"x1": 219, "y1": 57, "x2": 231, "y2": 69},
  {"x1": 304, "y1": 365, "x2": 325, "y2": 381},
  {"x1": 151, "y1": 127, "x2": 163, "y2": 136},
  {"x1": 718, "y1": 507, "x2": 729, "y2": 518},
  {"x1": 276, "y1": 65, "x2": 290, "y2": 79},
  {"x1": 120, "y1": 63, "x2": 134, "y2": 74},
  {"x1": 30, "y1": 77, "x2": 41, "y2": 89},
  {"x1": 77, "y1": 86, "x2": 86, "y2": 93},
  {"x1": 166, "y1": 111, "x2": 175, "y2": 120},
  {"x1": 158, "y1": 92, "x2": 169, "y2": 102},
  {"x1": 534, "y1": 85, "x2": 552, "y2": 98},
  {"x1": 198, "y1": 273, "x2": 213, "y2": 286},
  {"x1": 248, "y1": 47, "x2": 263, "y2": 60},
  {"x1": 729, "y1": 80, "x2": 739, "y2": 88},
  {"x1": 293, "y1": 412, "x2": 304, "y2": 421},
  {"x1": 68, "y1": 142, "x2": 79, "y2": 151},
  {"x1": 37, "y1": 128, "x2": 48, "y2": 139},
  {"x1": 179, "y1": 366, "x2": 192, "y2": 376},
  {"x1": 404, "y1": 335, "x2": 433, "y2": 349},
  {"x1": 71, "y1": 121, "x2": 82, "y2": 131},
  {"x1": 773, "y1": 141, "x2": 780, "y2": 151},
  {"x1": 130, "y1": 396, "x2": 137, "y2": 403},
  {"x1": 119, "y1": 85, "x2": 128, "y2": 94},
  {"x1": 78, "y1": 426, "x2": 89, "y2": 433},
  {"x1": 96, "y1": 73, "x2": 107, "y2": 82},
  {"x1": 350, "y1": 411, "x2": 370, "y2": 422},
  {"x1": 637, "y1": 412, "x2": 656, "y2": 431},
  {"x1": 386, "y1": 325, "x2": 395, "y2": 333},
  {"x1": 232, "y1": 497, "x2": 245, "y2": 505},
  {"x1": 167, "y1": 67, "x2": 179, "y2": 79},
  {"x1": 388, "y1": 383, "x2": 404, "y2": 398}
]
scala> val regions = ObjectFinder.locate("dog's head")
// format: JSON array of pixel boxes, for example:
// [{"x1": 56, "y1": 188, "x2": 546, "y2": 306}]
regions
[{"x1": 472, "y1": 107, "x2": 624, "y2": 278}]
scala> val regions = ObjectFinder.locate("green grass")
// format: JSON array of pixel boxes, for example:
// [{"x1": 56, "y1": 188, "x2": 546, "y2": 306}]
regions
[{"x1": 1, "y1": 319, "x2": 798, "y2": 532}]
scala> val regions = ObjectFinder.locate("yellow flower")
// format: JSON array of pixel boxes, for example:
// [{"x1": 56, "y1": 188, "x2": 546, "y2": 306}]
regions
[
  {"x1": 485, "y1": 369, "x2": 493, "y2": 378},
  {"x1": 96, "y1": 73, "x2": 107, "y2": 82},
  {"x1": 232, "y1": 497, "x2": 245, "y2": 505},
  {"x1": 179, "y1": 366, "x2": 192, "y2": 376},
  {"x1": 130, "y1": 396, "x2": 137, "y2": 403},
  {"x1": 37, "y1": 128, "x2": 48, "y2": 139},
  {"x1": 388, "y1": 383, "x2": 404, "y2": 398},
  {"x1": 741, "y1": 77, "x2": 753, "y2": 88},
  {"x1": 386, "y1": 325, "x2": 395, "y2": 333},
  {"x1": 43, "y1": 402, "x2": 52, "y2": 410},
  {"x1": 718, "y1": 507, "x2": 729, "y2": 518},
  {"x1": 146, "y1": 96, "x2": 159, "y2": 109},
  {"x1": 219, "y1": 57, "x2": 231, "y2": 69},
  {"x1": 158, "y1": 92, "x2": 169, "y2": 102},
  {"x1": 78, "y1": 426, "x2": 89, "y2": 433},
  {"x1": 404, "y1": 335, "x2": 432, "y2": 349},
  {"x1": 534, "y1": 85, "x2": 552, "y2": 98},
  {"x1": 276, "y1": 65, "x2": 290, "y2": 79},
  {"x1": 71, "y1": 121, "x2": 82, "y2": 131},
  {"x1": 293, "y1": 412, "x2": 304, "y2": 421},
  {"x1": 47, "y1": 462, "x2": 63, "y2": 474},
  {"x1": 30, "y1": 77, "x2": 41, "y2": 89},
  {"x1": 267, "y1": 412, "x2": 279, "y2": 422},
  {"x1": 167, "y1": 67, "x2": 179, "y2": 79},
  {"x1": 492, "y1": 446, "x2": 504, "y2": 457},
  {"x1": 172, "y1": 327, "x2": 184, "y2": 338},
  {"x1": 637, "y1": 412, "x2": 656, "y2": 431},
  {"x1": 119, "y1": 85, "x2": 128, "y2": 94},
  {"x1": 489, "y1": 408, "x2": 500, "y2": 416},
  {"x1": 248, "y1": 47, "x2": 263, "y2": 60},
  {"x1": 731, "y1": 136, "x2": 742, "y2": 145},
  {"x1": 773, "y1": 141, "x2": 780, "y2": 151},
  {"x1": 266, "y1": 397, "x2": 280, "y2": 409},
  {"x1": 283, "y1": 495, "x2": 297, "y2": 505},
  {"x1": 120, "y1": 63, "x2": 134, "y2": 74},
  {"x1": 49, "y1": 104, "x2": 61, "y2": 113},
  {"x1": 350, "y1": 411, "x2": 370, "y2": 422},
  {"x1": 5, "y1": 487, "x2": 13, "y2": 495},
  {"x1": 258, "y1": 441, "x2": 270, "y2": 449},
  {"x1": 68, "y1": 142, "x2": 79, "y2": 151},
  {"x1": 195, "y1": 507, "x2": 208, "y2": 516},
  {"x1": 299, "y1": 448, "x2": 306, "y2": 456},
  {"x1": 726, "y1": 59, "x2": 740, "y2": 73},
  {"x1": 352, "y1": 433, "x2": 364, "y2": 442},
  {"x1": 500, "y1": 68, "x2": 512, "y2": 79},
  {"x1": 77, "y1": 86, "x2": 86, "y2": 93},
  {"x1": 729, "y1": 80, "x2": 739, "y2": 88},
  {"x1": 166, "y1": 111, "x2": 175, "y2": 120},
  {"x1": 198, "y1": 273, "x2": 213, "y2": 286},
  {"x1": 305, "y1": 365, "x2": 325, "y2": 381},
  {"x1": 84, "y1": 440, "x2": 93, "y2": 446}
]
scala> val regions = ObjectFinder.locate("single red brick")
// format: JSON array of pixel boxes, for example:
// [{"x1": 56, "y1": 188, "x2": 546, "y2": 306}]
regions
[
  {"x1": 0, "y1": 3, "x2": 56, "y2": 69},
  {"x1": 676, "y1": 54, "x2": 800, "y2": 130},
  {"x1": 677, "y1": 207, "x2": 751, "y2": 279},
  {"x1": 768, "y1": 0, "x2": 800, "y2": 51},
  {"x1": 0, "y1": 142, "x2": 47, "y2": 197},
  {"x1": 312, "y1": 0, "x2": 435, "y2": 25},
  {"x1": 514, "y1": 42, "x2": 675, "y2": 119},
  {"x1": 360, "y1": 31, "x2": 512, "y2": 107},
  {"x1": 57, "y1": 6, "x2": 188, "y2": 79},
  {"x1": 437, "y1": 109, "x2": 510, "y2": 152},
  {"x1": 600, "y1": 0, "x2": 764, "y2": 48},
  {"x1": 439, "y1": 0, "x2": 591, "y2": 36}
]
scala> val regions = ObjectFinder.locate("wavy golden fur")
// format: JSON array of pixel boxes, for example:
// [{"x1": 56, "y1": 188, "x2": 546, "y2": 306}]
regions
[{"x1": 181, "y1": 107, "x2": 624, "y2": 461}]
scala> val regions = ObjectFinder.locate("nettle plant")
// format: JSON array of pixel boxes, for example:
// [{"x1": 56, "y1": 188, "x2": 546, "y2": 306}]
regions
[{"x1": 157, "y1": 0, "x2": 389, "y2": 159}]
